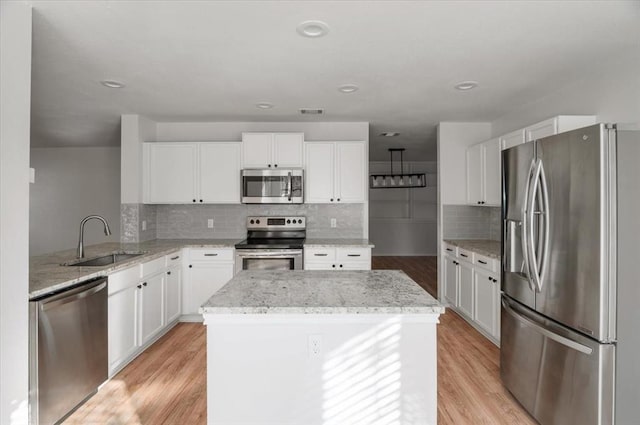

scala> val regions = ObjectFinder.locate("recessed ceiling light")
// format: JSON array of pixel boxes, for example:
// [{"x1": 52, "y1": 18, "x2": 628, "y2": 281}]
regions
[
  {"x1": 338, "y1": 84, "x2": 359, "y2": 93},
  {"x1": 300, "y1": 108, "x2": 324, "y2": 115},
  {"x1": 380, "y1": 132, "x2": 400, "y2": 137},
  {"x1": 296, "y1": 20, "x2": 329, "y2": 38},
  {"x1": 100, "y1": 80, "x2": 125, "y2": 88},
  {"x1": 454, "y1": 81, "x2": 479, "y2": 91},
  {"x1": 256, "y1": 102, "x2": 274, "y2": 109}
]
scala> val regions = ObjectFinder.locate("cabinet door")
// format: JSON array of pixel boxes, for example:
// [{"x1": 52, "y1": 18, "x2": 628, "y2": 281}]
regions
[
  {"x1": 185, "y1": 263, "x2": 234, "y2": 314},
  {"x1": 500, "y1": 129, "x2": 525, "y2": 151},
  {"x1": 145, "y1": 143, "x2": 198, "y2": 203},
  {"x1": 466, "y1": 143, "x2": 483, "y2": 205},
  {"x1": 272, "y1": 133, "x2": 304, "y2": 168},
  {"x1": 526, "y1": 117, "x2": 557, "y2": 142},
  {"x1": 335, "y1": 142, "x2": 366, "y2": 203},
  {"x1": 443, "y1": 255, "x2": 458, "y2": 306},
  {"x1": 165, "y1": 266, "x2": 181, "y2": 324},
  {"x1": 108, "y1": 285, "x2": 139, "y2": 375},
  {"x1": 458, "y1": 261, "x2": 474, "y2": 318},
  {"x1": 242, "y1": 133, "x2": 273, "y2": 168},
  {"x1": 305, "y1": 142, "x2": 335, "y2": 203},
  {"x1": 303, "y1": 262, "x2": 335, "y2": 271},
  {"x1": 199, "y1": 143, "x2": 241, "y2": 203},
  {"x1": 474, "y1": 268, "x2": 500, "y2": 338},
  {"x1": 339, "y1": 262, "x2": 371, "y2": 271},
  {"x1": 139, "y1": 273, "x2": 165, "y2": 346},
  {"x1": 482, "y1": 138, "x2": 501, "y2": 206}
]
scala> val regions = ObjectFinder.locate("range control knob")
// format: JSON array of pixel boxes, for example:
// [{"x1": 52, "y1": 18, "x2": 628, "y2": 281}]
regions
[
  {"x1": 287, "y1": 219, "x2": 291, "y2": 224},
  {"x1": 256, "y1": 219, "x2": 260, "y2": 224},
  {"x1": 250, "y1": 219, "x2": 255, "y2": 224},
  {"x1": 298, "y1": 219, "x2": 302, "y2": 224}
]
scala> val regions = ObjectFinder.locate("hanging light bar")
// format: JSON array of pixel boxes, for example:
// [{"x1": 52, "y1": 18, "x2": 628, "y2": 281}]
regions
[{"x1": 370, "y1": 148, "x2": 427, "y2": 189}]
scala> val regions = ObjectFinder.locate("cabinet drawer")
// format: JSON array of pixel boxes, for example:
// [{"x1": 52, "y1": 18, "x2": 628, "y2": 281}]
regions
[
  {"x1": 458, "y1": 248, "x2": 473, "y2": 262},
  {"x1": 109, "y1": 265, "x2": 141, "y2": 295},
  {"x1": 189, "y1": 248, "x2": 234, "y2": 262},
  {"x1": 336, "y1": 247, "x2": 371, "y2": 262},
  {"x1": 443, "y1": 243, "x2": 458, "y2": 257},
  {"x1": 166, "y1": 251, "x2": 183, "y2": 266},
  {"x1": 474, "y1": 254, "x2": 498, "y2": 272},
  {"x1": 141, "y1": 256, "x2": 166, "y2": 277},
  {"x1": 304, "y1": 247, "x2": 336, "y2": 262}
]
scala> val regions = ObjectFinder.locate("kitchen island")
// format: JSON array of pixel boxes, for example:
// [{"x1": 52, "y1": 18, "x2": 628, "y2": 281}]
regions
[{"x1": 200, "y1": 270, "x2": 444, "y2": 425}]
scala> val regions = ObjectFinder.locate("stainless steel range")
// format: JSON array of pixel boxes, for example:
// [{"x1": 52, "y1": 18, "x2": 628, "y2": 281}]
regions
[{"x1": 234, "y1": 216, "x2": 305, "y2": 274}]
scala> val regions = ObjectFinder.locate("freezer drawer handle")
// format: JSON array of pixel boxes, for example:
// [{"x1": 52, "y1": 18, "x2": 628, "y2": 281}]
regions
[{"x1": 502, "y1": 298, "x2": 593, "y2": 355}]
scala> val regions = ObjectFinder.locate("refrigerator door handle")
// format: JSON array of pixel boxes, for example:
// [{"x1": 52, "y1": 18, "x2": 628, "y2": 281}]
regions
[
  {"x1": 527, "y1": 159, "x2": 543, "y2": 292},
  {"x1": 538, "y1": 160, "x2": 551, "y2": 290},
  {"x1": 521, "y1": 159, "x2": 536, "y2": 291},
  {"x1": 502, "y1": 298, "x2": 593, "y2": 355}
]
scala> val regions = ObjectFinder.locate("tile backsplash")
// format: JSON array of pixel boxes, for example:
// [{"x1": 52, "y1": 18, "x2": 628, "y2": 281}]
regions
[
  {"x1": 442, "y1": 204, "x2": 501, "y2": 240},
  {"x1": 122, "y1": 203, "x2": 365, "y2": 242}
]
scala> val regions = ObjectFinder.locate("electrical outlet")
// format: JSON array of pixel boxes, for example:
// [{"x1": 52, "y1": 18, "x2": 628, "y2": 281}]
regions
[
  {"x1": 142, "y1": 220, "x2": 147, "y2": 231},
  {"x1": 330, "y1": 218, "x2": 337, "y2": 228},
  {"x1": 207, "y1": 218, "x2": 214, "y2": 228},
  {"x1": 308, "y1": 335, "x2": 322, "y2": 357}
]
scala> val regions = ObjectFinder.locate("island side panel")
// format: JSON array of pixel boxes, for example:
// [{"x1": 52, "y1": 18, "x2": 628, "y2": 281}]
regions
[{"x1": 204, "y1": 313, "x2": 440, "y2": 425}]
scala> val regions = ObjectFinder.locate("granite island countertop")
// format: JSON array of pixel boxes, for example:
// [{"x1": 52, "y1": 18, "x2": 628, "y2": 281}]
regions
[
  {"x1": 29, "y1": 239, "x2": 240, "y2": 299},
  {"x1": 443, "y1": 239, "x2": 501, "y2": 259},
  {"x1": 200, "y1": 270, "x2": 444, "y2": 315}
]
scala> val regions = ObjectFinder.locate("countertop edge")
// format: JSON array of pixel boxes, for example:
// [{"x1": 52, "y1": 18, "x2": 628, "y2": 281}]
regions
[{"x1": 442, "y1": 239, "x2": 501, "y2": 259}]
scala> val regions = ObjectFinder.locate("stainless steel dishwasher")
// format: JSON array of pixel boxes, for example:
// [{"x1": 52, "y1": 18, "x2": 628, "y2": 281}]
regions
[{"x1": 29, "y1": 276, "x2": 108, "y2": 425}]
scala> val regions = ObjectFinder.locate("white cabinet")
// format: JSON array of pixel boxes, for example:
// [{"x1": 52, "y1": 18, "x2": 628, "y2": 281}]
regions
[
  {"x1": 199, "y1": 143, "x2": 241, "y2": 203},
  {"x1": 165, "y1": 254, "x2": 182, "y2": 324},
  {"x1": 304, "y1": 246, "x2": 371, "y2": 270},
  {"x1": 144, "y1": 142, "x2": 198, "y2": 203},
  {"x1": 500, "y1": 129, "x2": 525, "y2": 151},
  {"x1": 466, "y1": 138, "x2": 501, "y2": 206},
  {"x1": 183, "y1": 248, "x2": 235, "y2": 318},
  {"x1": 458, "y1": 260, "x2": 474, "y2": 319},
  {"x1": 143, "y1": 142, "x2": 241, "y2": 204},
  {"x1": 108, "y1": 268, "x2": 139, "y2": 376},
  {"x1": 305, "y1": 141, "x2": 366, "y2": 203},
  {"x1": 443, "y1": 254, "x2": 458, "y2": 306},
  {"x1": 474, "y1": 268, "x2": 500, "y2": 340},
  {"x1": 242, "y1": 133, "x2": 304, "y2": 168},
  {"x1": 139, "y1": 272, "x2": 165, "y2": 346},
  {"x1": 500, "y1": 115, "x2": 597, "y2": 151}
]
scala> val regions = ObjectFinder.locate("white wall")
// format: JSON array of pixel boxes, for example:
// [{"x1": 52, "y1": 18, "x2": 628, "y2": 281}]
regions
[
  {"x1": 0, "y1": 2, "x2": 31, "y2": 423},
  {"x1": 29, "y1": 147, "x2": 121, "y2": 256},
  {"x1": 492, "y1": 54, "x2": 640, "y2": 136},
  {"x1": 121, "y1": 115, "x2": 156, "y2": 204},
  {"x1": 369, "y1": 161, "x2": 438, "y2": 255}
]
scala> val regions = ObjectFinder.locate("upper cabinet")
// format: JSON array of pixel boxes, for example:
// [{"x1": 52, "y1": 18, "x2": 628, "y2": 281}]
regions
[
  {"x1": 144, "y1": 142, "x2": 241, "y2": 204},
  {"x1": 499, "y1": 129, "x2": 525, "y2": 151},
  {"x1": 242, "y1": 133, "x2": 304, "y2": 168},
  {"x1": 305, "y1": 141, "x2": 366, "y2": 204},
  {"x1": 466, "y1": 138, "x2": 501, "y2": 206},
  {"x1": 501, "y1": 115, "x2": 596, "y2": 150}
]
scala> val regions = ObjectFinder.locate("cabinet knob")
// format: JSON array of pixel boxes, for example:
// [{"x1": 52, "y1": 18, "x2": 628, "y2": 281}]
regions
[
  {"x1": 268, "y1": 164, "x2": 272, "y2": 167},
  {"x1": 193, "y1": 199, "x2": 196, "y2": 203},
  {"x1": 167, "y1": 271, "x2": 171, "y2": 275},
  {"x1": 200, "y1": 199, "x2": 203, "y2": 203},
  {"x1": 274, "y1": 164, "x2": 278, "y2": 168},
  {"x1": 332, "y1": 264, "x2": 336, "y2": 268},
  {"x1": 330, "y1": 198, "x2": 334, "y2": 202},
  {"x1": 339, "y1": 264, "x2": 343, "y2": 268},
  {"x1": 143, "y1": 282, "x2": 148, "y2": 287},
  {"x1": 137, "y1": 284, "x2": 142, "y2": 289},
  {"x1": 337, "y1": 198, "x2": 340, "y2": 202},
  {"x1": 189, "y1": 265, "x2": 193, "y2": 268}
]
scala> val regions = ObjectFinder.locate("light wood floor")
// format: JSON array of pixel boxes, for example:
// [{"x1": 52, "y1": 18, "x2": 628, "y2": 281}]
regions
[
  {"x1": 372, "y1": 255, "x2": 438, "y2": 297},
  {"x1": 67, "y1": 258, "x2": 536, "y2": 424}
]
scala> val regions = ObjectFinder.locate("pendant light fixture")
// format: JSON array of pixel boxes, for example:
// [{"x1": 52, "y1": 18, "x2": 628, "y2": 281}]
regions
[{"x1": 370, "y1": 148, "x2": 427, "y2": 189}]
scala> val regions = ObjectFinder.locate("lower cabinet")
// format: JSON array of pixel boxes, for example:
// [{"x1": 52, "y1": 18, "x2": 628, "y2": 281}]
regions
[
  {"x1": 108, "y1": 251, "x2": 182, "y2": 376},
  {"x1": 182, "y1": 248, "x2": 235, "y2": 318},
  {"x1": 304, "y1": 246, "x2": 372, "y2": 270},
  {"x1": 442, "y1": 243, "x2": 501, "y2": 345}
]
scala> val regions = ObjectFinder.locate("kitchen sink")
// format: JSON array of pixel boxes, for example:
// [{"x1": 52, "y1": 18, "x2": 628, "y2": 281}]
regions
[{"x1": 63, "y1": 252, "x2": 146, "y2": 267}]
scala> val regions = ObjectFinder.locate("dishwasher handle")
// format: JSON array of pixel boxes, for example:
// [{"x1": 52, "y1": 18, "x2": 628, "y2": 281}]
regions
[{"x1": 39, "y1": 278, "x2": 108, "y2": 311}]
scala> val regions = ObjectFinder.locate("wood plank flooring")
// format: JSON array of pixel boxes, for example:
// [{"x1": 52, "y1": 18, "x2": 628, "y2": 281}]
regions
[
  {"x1": 66, "y1": 258, "x2": 536, "y2": 424},
  {"x1": 372, "y1": 255, "x2": 438, "y2": 297}
]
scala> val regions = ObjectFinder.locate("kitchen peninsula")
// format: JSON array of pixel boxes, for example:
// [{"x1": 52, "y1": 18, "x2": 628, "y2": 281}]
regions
[{"x1": 201, "y1": 270, "x2": 444, "y2": 425}]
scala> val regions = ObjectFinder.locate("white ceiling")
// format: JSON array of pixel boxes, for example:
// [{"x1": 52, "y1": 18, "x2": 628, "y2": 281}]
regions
[{"x1": 30, "y1": 1, "x2": 640, "y2": 160}]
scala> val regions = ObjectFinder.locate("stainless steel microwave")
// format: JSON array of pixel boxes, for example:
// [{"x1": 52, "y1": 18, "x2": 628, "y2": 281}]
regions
[{"x1": 241, "y1": 169, "x2": 303, "y2": 204}]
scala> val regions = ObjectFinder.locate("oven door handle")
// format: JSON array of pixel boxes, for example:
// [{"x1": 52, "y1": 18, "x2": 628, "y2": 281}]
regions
[{"x1": 237, "y1": 252, "x2": 302, "y2": 258}]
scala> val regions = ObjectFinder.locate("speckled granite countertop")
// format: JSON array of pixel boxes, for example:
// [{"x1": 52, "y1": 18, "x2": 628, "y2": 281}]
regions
[
  {"x1": 443, "y1": 239, "x2": 501, "y2": 259},
  {"x1": 29, "y1": 239, "x2": 240, "y2": 299},
  {"x1": 200, "y1": 270, "x2": 444, "y2": 315},
  {"x1": 304, "y1": 239, "x2": 374, "y2": 248}
]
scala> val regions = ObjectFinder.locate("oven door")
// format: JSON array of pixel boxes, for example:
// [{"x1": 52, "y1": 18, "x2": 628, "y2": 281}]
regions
[
  {"x1": 235, "y1": 249, "x2": 303, "y2": 274},
  {"x1": 241, "y1": 169, "x2": 303, "y2": 204}
]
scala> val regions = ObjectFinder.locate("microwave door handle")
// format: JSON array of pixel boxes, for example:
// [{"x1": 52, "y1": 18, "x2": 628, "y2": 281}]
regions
[{"x1": 287, "y1": 172, "x2": 292, "y2": 202}]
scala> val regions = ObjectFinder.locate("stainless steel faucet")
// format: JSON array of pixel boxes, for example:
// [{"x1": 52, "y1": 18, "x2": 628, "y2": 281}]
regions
[{"x1": 77, "y1": 215, "x2": 112, "y2": 258}]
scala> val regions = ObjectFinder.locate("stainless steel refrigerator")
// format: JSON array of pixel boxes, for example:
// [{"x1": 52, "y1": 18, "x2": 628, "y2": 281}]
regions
[{"x1": 501, "y1": 123, "x2": 640, "y2": 425}]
